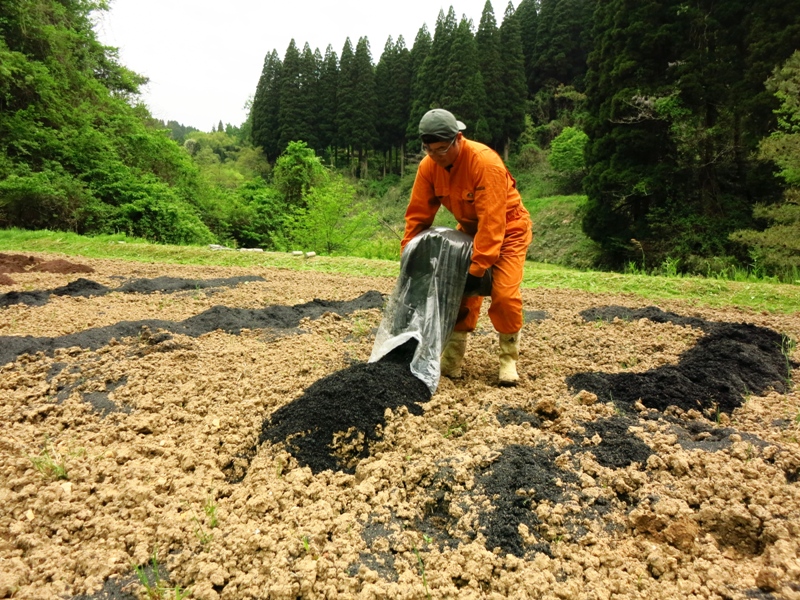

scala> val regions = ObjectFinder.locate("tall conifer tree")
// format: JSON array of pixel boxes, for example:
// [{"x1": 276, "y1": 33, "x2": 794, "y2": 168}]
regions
[
  {"x1": 316, "y1": 45, "x2": 339, "y2": 156},
  {"x1": 515, "y1": 0, "x2": 539, "y2": 97},
  {"x1": 337, "y1": 37, "x2": 377, "y2": 175},
  {"x1": 498, "y1": 2, "x2": 528, "y2": 158},
  {"x1": 406, "y1": 25, "x2": 432, "y2": 140},
  {"x1": 583, "y1": 0, "x2": 800, "y2": 268},
  {"x1": 351, "y1": 37, "x2": 378, "y2": 175},
  {"x1": 582, "y1": 0, "x2": 679, "y2": 266},
  {"x1": 441, "y1": 17, "x2": 486, "y2": 137},
  {"x1": 410, "y1": 9, "x2": 457, "y2": 134},
  {"x1": 336, "y1": 38, "x2": 356, "y2": 155},
  {"x1": 278, "y1": 40, "x2": 316, "y2": 151},
  {"x1": 476, "y1": 1, "x2": 504, "y2": 147},
  {"x1": 376, "y1": 37, "x2": 399, "y2": 156},
  {"x1": 251, "y1": 50, "x2": 282, "y2": 161},
  {"x1": 376, "y1": 36, "x2": 412, "y2": 172},
  {"x1": 531, "y1": 0, "x2": 591, "y2": 90}
]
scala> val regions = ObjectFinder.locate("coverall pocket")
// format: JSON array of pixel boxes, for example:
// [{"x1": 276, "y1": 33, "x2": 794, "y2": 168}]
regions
[{"x1": 460, "y1": 189, "x2": 477, "y2": 221}]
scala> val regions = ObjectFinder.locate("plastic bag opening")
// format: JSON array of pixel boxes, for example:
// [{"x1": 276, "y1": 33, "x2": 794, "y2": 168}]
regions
[{"x1": 369, "y1": 227, "x2": 481, "y2": 393}]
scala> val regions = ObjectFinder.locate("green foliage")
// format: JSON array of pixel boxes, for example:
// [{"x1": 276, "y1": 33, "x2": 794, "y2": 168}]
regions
[
  {"x1": 114, "y1": 195, "x2": 215, "y2": 246},
  {"x1": 272, "y1": 141, "x2": 326, "y2": 207},
  {"x1": 525, "y1": 195, "x2": 600, "y2": 269},
  {"x1": 0, "y1": 0, "x2": 225, "y2": 246},
  {"x1": 251, "y1": 49, "x2": 283, "y2": 161},
  {"x1": 376, "y1": 36, "x2": 412, "y2": 159},
  {"x1": 497, "y1": 2, "x2": 529, "y2": 155},
  {"x1": 548, "y1": 127, "x2": 588, "y2": 177},
  {"x1": 292, "y1": 174, "x2": 379, "y2": 255},
  {"x1": 730, "y1": 51, "x2": 800, "y2": 278},
  {"x1": 583, "y1": 0, "x2": 800, "y2": 272},
  {"x1": 29, "y1": 440, "x2": 68, "y2": 481}
]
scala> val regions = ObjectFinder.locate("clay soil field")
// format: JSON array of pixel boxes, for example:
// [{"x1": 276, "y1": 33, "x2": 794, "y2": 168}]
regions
[{"x1": 1, "y1": 252, "x2": 799, "y2": 600}]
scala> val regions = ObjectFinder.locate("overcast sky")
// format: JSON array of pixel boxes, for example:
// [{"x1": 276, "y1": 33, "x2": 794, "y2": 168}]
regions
[{"x1": 93, "y1": 0, "x2": 503, "y2": 131}]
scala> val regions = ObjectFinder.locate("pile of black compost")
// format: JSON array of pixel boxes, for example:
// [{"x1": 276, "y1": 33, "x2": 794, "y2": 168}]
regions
[
  {"x1": 259, "y1": 340, "x2": 431, "y2": 474},
  {"x1": 569, "y1": 308, "x2": 795, "y2": 414},
  {"x1": 0, "y1": 290, "x2": 384, "y2": 366},
  {"x1": 0, "y1": 275, "x2": 266, "y2": 307}
]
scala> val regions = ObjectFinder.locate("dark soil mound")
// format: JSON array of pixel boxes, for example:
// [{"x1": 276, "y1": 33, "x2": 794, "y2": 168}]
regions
[
  {"x1": 0, "y1": 275, "x2": 265, "y2": 307},
  {"x1": 478, "y1": 444, "x2": 578, "y2": 557},
  {"x1": 574, "y1": 417, "x2": 653, "y2": 469},
  {"x1": 0, "y1": 273, "x2": 16, "y2": 285},
  {"x1": 182, "y1": 291, "x2": 384, "y2": 334},
  {"x1": 0, "y1": 253, "x2": 39, "y2": 272},
  {"x1": 568, "y1": 320, "x2": 795, "y2": 414},
  {"x1": 0, "y1": 291, "x2": 385, "y2": 366},
  {"x1": 260, "y1": 350, "x2": 431, "y2": 474},
  {"x1": 116, "y1": 275, "x2": 263, "y2": 294},
  {"x1": 580, "y1": 305, "x2": 709, "y2": 331},
  {"x1": 523, "y1": 310, "x2": 549, "y2": 323},
  {"x1": 496, "y1": 407, "x2": 543, "y2": 428},
  {"x1": 644, "y1": 414, "x2": 770, "y2": 453},
  {"x1": 52, "y1": 278, "x2": 111, "y2": 298},
  {"x1": 0, "y1": 290, "x2": 51, "y2": 308},
  {"x1": 28, "y1": 259, "x2": 94, "y2": 274}
]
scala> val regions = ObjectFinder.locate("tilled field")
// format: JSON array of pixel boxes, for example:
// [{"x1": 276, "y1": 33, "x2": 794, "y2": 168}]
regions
[{"x1": 0, "y1": 252, "x2": 799, "y2": 600}]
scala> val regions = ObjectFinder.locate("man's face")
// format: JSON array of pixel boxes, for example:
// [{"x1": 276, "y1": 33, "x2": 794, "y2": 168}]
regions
[{"x1": 422, "y1": 133, "x2": 462, "y2": 168}]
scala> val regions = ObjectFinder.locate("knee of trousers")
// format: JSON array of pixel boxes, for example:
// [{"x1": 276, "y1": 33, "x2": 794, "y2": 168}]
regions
[{"x1": 487, "y1": 288, "x2": 524, "y2": 333}]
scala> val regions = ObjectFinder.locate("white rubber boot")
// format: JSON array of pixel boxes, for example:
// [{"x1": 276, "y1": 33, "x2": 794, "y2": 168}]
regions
[
  {"x1": 440, "y1": 331, "x2": 468, "y2": 378},
  {"x1": 498, "y1": 332, "x2": 521, "y2": 386}
]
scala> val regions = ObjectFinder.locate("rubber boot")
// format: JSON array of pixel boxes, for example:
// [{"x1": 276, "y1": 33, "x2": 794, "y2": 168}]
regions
[
  {"x1": 440, "y1": 331, "x2": 468, "y2": 378},
  {"x1": 498, "y1": 332, "x2": 521, "y2": 386}
]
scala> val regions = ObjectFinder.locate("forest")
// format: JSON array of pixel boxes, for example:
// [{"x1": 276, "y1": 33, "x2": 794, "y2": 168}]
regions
[{"x1": 1, "y1": 0, "x2": 799, "y2": 277}]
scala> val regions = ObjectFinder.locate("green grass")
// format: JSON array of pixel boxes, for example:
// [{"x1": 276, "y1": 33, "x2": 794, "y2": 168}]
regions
[
  {"x1": 29, "y1": 441, "x2": 68, "y2": 481},
  {"x1": 522, "y1": 194, "x2": 598, "y2": 270},
  {"x1": 1, "y1": 228, "x2": 798, "y2": 313},
  {"x1": 0, "y1": 228, "x2": 399, "y2": 278}
]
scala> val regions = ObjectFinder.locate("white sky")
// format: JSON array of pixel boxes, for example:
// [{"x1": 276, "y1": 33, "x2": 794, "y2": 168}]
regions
[{"x1": 94, "y1": 0, "x2": 504, "y2": 131}]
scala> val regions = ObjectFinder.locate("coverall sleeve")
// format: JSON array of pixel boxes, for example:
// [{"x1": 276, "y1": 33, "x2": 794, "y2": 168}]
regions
[
  {"x1": 468, "y1": 163, "x2": 509, "y2": 277},
  {"x1": 401, "y1": 163, "x2": 441, "y2": 251}
]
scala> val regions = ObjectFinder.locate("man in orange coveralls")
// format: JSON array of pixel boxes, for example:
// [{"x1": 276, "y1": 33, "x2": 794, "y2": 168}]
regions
[{"x1": 402, "y1": 108, "x2": 532, "y2": 386}]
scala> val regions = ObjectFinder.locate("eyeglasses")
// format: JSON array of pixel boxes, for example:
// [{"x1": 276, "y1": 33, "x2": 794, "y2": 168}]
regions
[{"x1": 421, "y1": 137, "x2": 456, "y2": 156}]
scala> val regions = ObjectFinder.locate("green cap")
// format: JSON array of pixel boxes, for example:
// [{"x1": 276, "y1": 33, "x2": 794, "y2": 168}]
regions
[{"x1": 418, "y1": 109, "x2": 466, "y2": 140}]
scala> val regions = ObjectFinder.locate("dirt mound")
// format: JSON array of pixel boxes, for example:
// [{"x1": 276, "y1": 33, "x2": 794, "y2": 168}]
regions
[
  {"x1": 52, "y1": 278, "x2": 111, "y2": 298},
  {"x1": 115, "y1": 275, "x2": 264, "y2": 294},
  {"x1": 581, "y1": 305, "x2": 709, "y2": 330},
  {"x1": 260, "y1": 343, "x2": 431, "y2": 474},
  {"x1": 0, "y1": 273, "x2": 16, "y2": 285},
  {"x1": 0, "y1": 290, "x2": 384, "y2": 366},
  {"x1": 0, "y1": 275, "x2": 266, "y2": 307},
  {"x1": 568, "y1": 313, "x2": 795, "y2": 414},
  {"x1": 477, "y1": 444, "x2": 579, "y2": 557},
  {"x1": 27, "y1": 259, "x2": 94, "y2": 274},
  {"x1": 0, "y1": 290, "x2": 51, "y2": 308},
  {"x1": 0, "y1": 253, "x2": 40, "y2": 272},
  {"x1": 574, "y1": 416, "x2": 653, "y2": 469}
]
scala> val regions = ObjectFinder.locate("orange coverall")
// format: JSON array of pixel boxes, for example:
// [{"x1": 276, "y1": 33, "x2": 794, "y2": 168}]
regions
[{"x1": 402, "y1": 138, "x2": 533, "y2": 334}]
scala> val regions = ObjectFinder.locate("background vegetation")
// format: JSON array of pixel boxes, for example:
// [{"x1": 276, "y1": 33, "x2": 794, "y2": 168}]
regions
[{"x1": 1, "y1": 0, "x2": 799, "y2": 282}]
